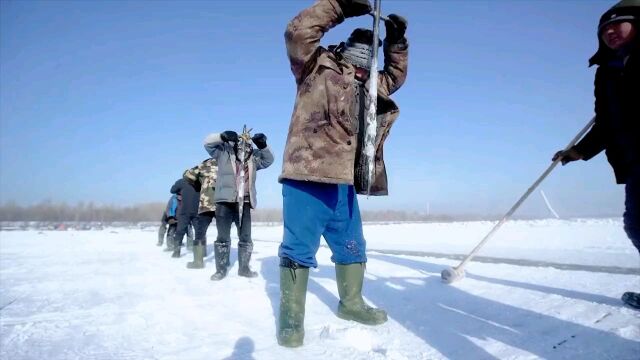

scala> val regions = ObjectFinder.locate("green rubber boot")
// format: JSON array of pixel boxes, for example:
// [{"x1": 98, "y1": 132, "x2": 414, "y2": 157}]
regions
[
  {"x1": 335, "y1": 263, "x2": 387, "y2": 325},
  {"x1": 277, "y1": 259, "x2": 309, "y2": 348},
  {"x1": 186, "y1": 244, "x2": 205, "y2": 269}
]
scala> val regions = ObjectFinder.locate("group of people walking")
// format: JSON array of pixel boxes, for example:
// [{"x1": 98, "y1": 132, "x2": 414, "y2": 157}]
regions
[
  {"x1": 156, "y1": 0, "x2": 639, "y2": 348},
  {"x1": 158, "y1": 129, "x2": 274, "y2": 280}
]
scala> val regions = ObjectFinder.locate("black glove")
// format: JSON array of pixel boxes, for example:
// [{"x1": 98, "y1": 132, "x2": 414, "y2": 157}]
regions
[
  {"x1": 552, "y1": 147, "x2": 583, "y2": 166},
  {"x1": 251, "y1": 133, "x2": 267, "y2": 149},
  {"x1": 220, "y1": 130, "x2": 238, "y2": 143},
  {"x1": 192, "y1": 178, "x2": 202, "y2": 192},
  {"x1": 384, "y1": 14, "x2": 407, "y2": 44},
  {"x1": 338, "y1": 0, "x2": 372, "y2": 18}
]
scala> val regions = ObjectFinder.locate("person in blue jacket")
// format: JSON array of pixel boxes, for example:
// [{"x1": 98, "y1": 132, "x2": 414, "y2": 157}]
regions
[{"x1": 158, "y1": 194, "x2": 178, "y2": 247}]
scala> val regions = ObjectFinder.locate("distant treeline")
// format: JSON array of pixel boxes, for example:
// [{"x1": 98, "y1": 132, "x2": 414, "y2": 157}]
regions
[
  {"x1": 0, "y1": 201, "x2": 167, "y2": 222},
  {"x1": 0, "y1": 201, "x2": 466, "y2": 223}
]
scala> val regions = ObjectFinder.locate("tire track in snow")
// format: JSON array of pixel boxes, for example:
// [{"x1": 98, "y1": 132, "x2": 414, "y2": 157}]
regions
[
  {"x1": 0, "y1": 298, "x2": 18, "y2": 311},
  {"x1": 366, "y1": 249, "x2": 640, "y2": 275},
  {"x1": 251, "y1": 238, "x2": 639, "y2": 275}
]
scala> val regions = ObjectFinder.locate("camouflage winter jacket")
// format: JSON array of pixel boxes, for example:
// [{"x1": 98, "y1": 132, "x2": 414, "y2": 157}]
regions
[
  {"x1": 279, "y1": 0, "x2": 408, "y2": 195},
  {"x1": 183, "y1": 158, "x2": 218, "y2": 214}
]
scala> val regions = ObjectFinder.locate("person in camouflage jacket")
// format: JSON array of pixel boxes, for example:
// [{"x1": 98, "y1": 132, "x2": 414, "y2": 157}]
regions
[
  {"x1": 182, "y1": 158, "x2": 218, "y2": 269},
  {"x1": 279, "y1": 0, "x2": 407, "y2": 195},
  {"x1": 277, "y1": 0, "x2": 408, "y2": 347}
]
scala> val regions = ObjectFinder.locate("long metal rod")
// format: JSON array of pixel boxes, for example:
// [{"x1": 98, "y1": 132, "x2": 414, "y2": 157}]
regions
[
  {"x1": 453, "y1": 116, "x2": 596, "y2": 271},
  {"x1": 369, "y1": 11, "x2": 389, "y2": 22},
  {"x1": 364, "y1": 0, "x2": 382, "y2": 195},
  {"x1": 237, "y1": 125, "x2": 250, "y2": 227}
]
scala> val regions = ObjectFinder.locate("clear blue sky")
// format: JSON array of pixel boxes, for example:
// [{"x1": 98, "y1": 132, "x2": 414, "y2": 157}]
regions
[{"x1": 0, "y1": 0, "x2": 623, "y2": 217}]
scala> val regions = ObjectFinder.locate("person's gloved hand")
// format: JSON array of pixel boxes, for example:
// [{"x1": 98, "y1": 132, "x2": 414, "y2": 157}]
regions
[
  {"x1": 167, "y1": 217, "x2": 177, "y2": 225},
  {"x1": 192, "y1": 178, "x2": 202, "y2": 192},
  {"x1": 384, "y1": 14, "x2": 407, "y2": 44},
  {"x1": 251, "y1": 133, "x2": 267, "y2": 149},
  {"x1": 338, "y1": 0, "x2": 372, "y2": 18},
  {"x1": 552, "y1": 147, "x2": 583, "y2": 165},
  {"x1": 220, "y1": 130, "x2": 238, "y2": 143}
]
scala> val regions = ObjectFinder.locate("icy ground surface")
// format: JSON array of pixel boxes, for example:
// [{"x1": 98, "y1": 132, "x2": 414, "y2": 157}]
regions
[{"x1": 1, "y1": 219, "x2": 639, "y2": 359}]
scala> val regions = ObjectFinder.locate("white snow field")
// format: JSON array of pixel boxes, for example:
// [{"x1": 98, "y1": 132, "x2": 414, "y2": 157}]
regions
[{"x1": 1, "y1": 219, "x2": 639, "y2": 360}]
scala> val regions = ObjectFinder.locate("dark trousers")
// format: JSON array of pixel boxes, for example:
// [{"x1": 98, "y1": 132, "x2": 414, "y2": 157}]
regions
[
  {"x1": 175, "y1": 213, "x2": 197, "y2": 247},
  {"x1": 215, "y1": 202, "x2": 251, "y2": 249},
  {"x1": 195, "y1": 211, "x2": 215, "y2": 246},
  {"x1": 623, "y1": 166, "x2": 640, "y2": 254}
]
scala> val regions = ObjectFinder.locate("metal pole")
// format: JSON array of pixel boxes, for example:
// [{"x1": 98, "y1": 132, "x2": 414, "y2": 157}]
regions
[
  {"x1": 237, "y1": 125, "x2": 251, "y2": 227},
  {"x1": 453, "y1": 116, "x2": 596, "y2": 272},
  {"x1": 364, "y1": 0, "x2": 382, "y2": 195},
  {"x1": 369, "y1": 11, "x2": 389, "y2": 22}
]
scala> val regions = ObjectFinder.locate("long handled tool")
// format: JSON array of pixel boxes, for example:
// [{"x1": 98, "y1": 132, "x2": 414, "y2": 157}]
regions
[
  {"x1": 237, "y1": 125, "x2": 252, "y2": 227},
  {"x1": 369, "y1": 10, "x2": 389, "y2": 22},
  {"x1": 363, "y1": 0, "x2": 382, "y2": 195},
  {"x1": 441, "y1": 116, "x2": 596, "y2": 284}
]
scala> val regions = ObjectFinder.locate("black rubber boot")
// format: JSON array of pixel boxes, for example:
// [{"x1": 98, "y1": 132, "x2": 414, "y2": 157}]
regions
[
  {"x1": 238, "y1": 244, "x2": 257, "y2": 278},
  {"x1": 163, "y1": 227, "x2": 176, "y2": 252},
  {"x1": 277, "y1": 258, "x2": 309, "y2": 348},
  {"x1": 210, "y1": 242, "x2": 230, "y2": 281},
  {"x1": 186, "y1": 224, "x2": 194, "y2": 251},
  {"x1": 157, "y1": 225, "x2": 166, "y2": 246},
  {"x1": 171, "y1": 228, "x2": 183, "y2": 258},
  {"x1": 163, "y1": 241, "x2": 173, "y2": 252},
  {"x1": 622, "y1": 292, "x2": 640, "y2": 310},
  {"x1": 335, "y1": 263, "x2": 387, "y2": 325}
]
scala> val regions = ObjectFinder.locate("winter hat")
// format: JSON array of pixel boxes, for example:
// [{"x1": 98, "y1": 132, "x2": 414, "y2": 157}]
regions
[
  {"x1": 598, "y1": 0, "x2": 640, "y2": 34},
  {"x1": 590, "y1": 0, "x2": 640, "y2": 66},
  {"x1": 340, "y1": 28, "x2": 382, "y2": 70}
]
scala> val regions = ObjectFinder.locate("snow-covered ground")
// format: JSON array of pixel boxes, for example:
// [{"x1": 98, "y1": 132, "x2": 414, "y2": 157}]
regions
[{"x1": 1, "y1": 219, "x2": 639, "y2": 359}]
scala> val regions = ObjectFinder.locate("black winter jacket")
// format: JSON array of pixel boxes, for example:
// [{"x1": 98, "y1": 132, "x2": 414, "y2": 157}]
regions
[
  {"x1": 575, "y1": 43, "x2": 639, "y2": 184},
  {"x1": 170, "y1": 179, "x2": 200, "y2": 216}
]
